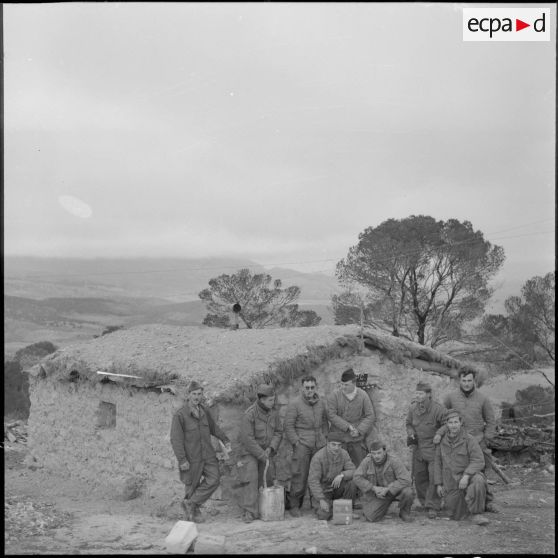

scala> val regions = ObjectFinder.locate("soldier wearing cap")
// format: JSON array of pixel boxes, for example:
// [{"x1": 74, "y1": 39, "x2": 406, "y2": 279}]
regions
[
  {"x1": 170, "y1": 380, "x2": 231, "y2": 523},
  {"x1": 326, "y1": 368, "x2": 375, "y2": 467},
  {"x1": 434, "y1": 409, "x2": 490, "y2": 525},
  {"x1": 237, "y1": 384, "x2": 283, "y2": 523},
  {"x1": 434, "y1": 367, "x2": 497, "y2": 512},
  {"x1": 307, "y1": 431, "x2": 358, "y2": 520},
  {"x1": 405, "y1": 381, "x2": 447, "y2": 519},
  {"x1": 353, "y1": 440, "x2": 415, "y2": 523}
]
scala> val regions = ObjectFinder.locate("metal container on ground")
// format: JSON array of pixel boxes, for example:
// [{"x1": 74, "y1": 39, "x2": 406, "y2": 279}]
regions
[
  {"x1": 258, "y1": 459, "x2": 285, "y2": 521},
  {"x1": 331, "y1": 499, "x2": 353, "y2": 525},
  {"x1": 165, "y1": 520, "x2": 198, "y2": 553}
]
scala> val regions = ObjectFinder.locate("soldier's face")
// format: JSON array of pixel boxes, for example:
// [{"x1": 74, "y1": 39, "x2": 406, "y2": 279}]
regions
[
  {"x1": 327, "y1": 441, "x2": 343, "y2": 454},
  {"x1": 460, "y1": 373, "x2": 475, "y2": 392},
  {"x1": 188, "y1": 389, "x2": 203, "y2": 406},
  {"x1": 302, "y1": 381, "x2": 317, "y2": 399},
  {"x1": 260, "y1": 395, "x2": 275, "y2": 410},
  {"x1": 370, "y1": 448, "x2": 387, "y2": 463},
  {"x1": 447, "y1": 416, "x2": 462, "y2": 435},
  {"x1": 341, "y1": 380, "x2": 356, "y2": 394},
  {"x1": 414, "y1": 390, "x2": 429, "y2": 403}
]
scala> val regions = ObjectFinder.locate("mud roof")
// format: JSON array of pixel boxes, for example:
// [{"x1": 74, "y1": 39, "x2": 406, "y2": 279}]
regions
[{"x1": 28, "y1": 324, "x2": 482, "y2": 402}]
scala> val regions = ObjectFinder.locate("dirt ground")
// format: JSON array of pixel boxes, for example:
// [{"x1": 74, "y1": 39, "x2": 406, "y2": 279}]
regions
[{"x1": 4, "y1": 438, "x2": 555, "y2": 555}]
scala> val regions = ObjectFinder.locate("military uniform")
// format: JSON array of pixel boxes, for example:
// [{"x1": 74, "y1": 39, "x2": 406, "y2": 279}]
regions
[
  {"x1": 327, "y1": 387, "x2": 375, "y2": 467},
  {"x1": 307, "y1": 445, "x2": 357, "y2": 520},
  {"x1": 353, "y1": 451, "x2": 414, "y2": 522},
  {"x1": 406, "y1": 398, "x2": 447, "y2": 511},
  {"x1": 434, "y1": 428, "x2": 487, "y2": 520},
  {"x1": 284, "y1": 393, "x2": 328, "y2": 509},
  {"x1": 170, "y1": 401, "x2": 229, "y2": 507},
  {"x1": 237, "y1": 399, "x2": 282, "y2": 518}
]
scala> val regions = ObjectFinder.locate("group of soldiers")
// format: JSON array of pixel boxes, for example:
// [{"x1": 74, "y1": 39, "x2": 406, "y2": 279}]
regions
[{"x1": 170, "y1": 366, "x2": 497, "y2": 526}]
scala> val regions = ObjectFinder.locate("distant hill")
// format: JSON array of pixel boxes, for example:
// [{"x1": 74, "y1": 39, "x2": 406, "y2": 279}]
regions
[{"x1": 4, "y1": 256, "x2": 338, "y2": 303}]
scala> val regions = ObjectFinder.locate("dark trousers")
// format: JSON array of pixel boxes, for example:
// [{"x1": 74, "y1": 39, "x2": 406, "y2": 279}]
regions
[
  {"x1": 289, "y1": 443, "x2": 319, "y2": 508},
  {"x1": 315, "y1": 479, "x2": 359, "y2": 520},
  {"x1": 180, "y1": 457, "x2": 221, "y2": 507},
  {"x1": 237, "y1": 454, "x2": 276, "y2": 517},
  {"x1": 445, "y1": 472, "x2": 487, "y2": 520},
  {"x1": 413, "y1": 454, "x2": 441, "y2": 510},
  {"x1": 343, "y1": 440, "x2": 368, "y2": 468},
  {"x1": 362, "y1": 487, "x2": 415, "y2": 522}
]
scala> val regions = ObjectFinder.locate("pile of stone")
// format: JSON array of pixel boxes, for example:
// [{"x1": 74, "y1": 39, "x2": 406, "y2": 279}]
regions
[
  {"x1": 490, "y1": 422, "x2": 555, "y2": 462},
  {"x1": 165, "y1": 521, "x2": 226, "y2": 554},
  {"x1": 4, "y1": 420, "x2": 27, "y2": 445},
  {"x1": 5, "y1": 494, "x2": 72, "y2": 543}
]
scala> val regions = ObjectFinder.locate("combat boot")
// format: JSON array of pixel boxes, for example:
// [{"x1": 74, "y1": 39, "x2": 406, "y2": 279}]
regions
[
  {"x1": 192, "y1": 504, "x2": 205, "y2": 523},
  {"x1": 399, "y1": 510, "x2": 414, "y2": 522}
]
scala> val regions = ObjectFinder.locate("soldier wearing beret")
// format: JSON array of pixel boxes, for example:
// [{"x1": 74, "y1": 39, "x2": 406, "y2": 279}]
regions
[
  {"x1": 353, "y1": 440, "x2": 415, "y2": 523},
  {"x1": 434, "y1": 410, "x2": 490, "y2": 525},
  {"x1": 307, "y1": 431, "x2": 359, "y2": 520},
  {"x1": 326, "y1": 368, "x2": 375, "y2": 467},
  {"x1": 405, "y1": 381, "x2": 447, "y2": 518},
  {"x1": 170, "y1": 380, "x2": 231, "y2": 523},
  {"x1": 237, "y1": 384, "x2": 283, "y2": 523}
]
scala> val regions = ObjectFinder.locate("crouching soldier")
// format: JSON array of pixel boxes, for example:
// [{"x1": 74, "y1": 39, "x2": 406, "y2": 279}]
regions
[
  {"x1": 237, "y1": 384, "x2": 282, "y2": 523},
  {"x1": 170, "y1": 380, "x2": 231, "y2": 523},
  {"x1": 307, "y1": 432, "x2": 359, "y2": 520},
  {"x1": 434, "y1": 410, "x2": 490, "y2": 526},
  {"x1": 353, "y1": 440, "x2": 415, "y2": 523}
]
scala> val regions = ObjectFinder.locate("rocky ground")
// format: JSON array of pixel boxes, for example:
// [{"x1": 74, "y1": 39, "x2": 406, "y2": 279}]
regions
[{"x1": 4, "y1": 430, "x2": 555, "y2": 555}]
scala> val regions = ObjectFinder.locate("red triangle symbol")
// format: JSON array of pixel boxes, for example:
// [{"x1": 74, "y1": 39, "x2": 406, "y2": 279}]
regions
[{"x1": 516, "y1": 19, "x2": 530, "y2": 31}]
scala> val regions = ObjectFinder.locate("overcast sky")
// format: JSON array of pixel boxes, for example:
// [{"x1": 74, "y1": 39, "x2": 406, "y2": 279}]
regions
[{"x1": 4, "y1": 3, "x2": 555, "y2": 294}]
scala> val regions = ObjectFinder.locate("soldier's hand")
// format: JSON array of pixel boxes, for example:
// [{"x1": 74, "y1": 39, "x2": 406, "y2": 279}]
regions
[
  {"x1": 319, "y1": 500, "x2": 330, "y2": 513},
  {"x1": 433, "y1": 434, "x2": 442, "y2": 445},
  {"x1": 458, "y1": 474, "x2": 469, "y2": 490},
  {"x1": 436, "y1": 485, "x2": 444, "y2": 498},
  {"x1": 331, "y1": 474, "x2": 344, "y2": 489},
  {"x1": 374, "y1": 486, "x2": 387, "y2": 499},
  {"x1": 263, "y1": 448, "x2": 272, "y2": 459},
  {"x1": 223, "y1": 442, "x2": 232, "y2": 453},
  {"x1": 349, "y1": 427, "x2": 359, "y2": 438},
  {"x1": 179, "y1": 461, "x2": 190, "y2": 471}
]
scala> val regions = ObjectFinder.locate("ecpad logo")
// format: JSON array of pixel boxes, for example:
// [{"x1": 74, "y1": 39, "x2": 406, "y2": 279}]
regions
[{"x1": 463, "y1": 8, "x2": 550, "y2": 41}]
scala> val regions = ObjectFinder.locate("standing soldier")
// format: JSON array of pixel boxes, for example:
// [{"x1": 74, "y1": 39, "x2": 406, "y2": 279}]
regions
[
  {"x1": 434, "y1": 410, "x2": 490, "y2": 525},
  {"x1": 237, "y1": 384, "x2": 282, "y2": 523},
  {"x1": 284, "y1": 375, "x2": 329, "y2": 517},
  {"x1": 327, "y1": 368, "x2": 375, "y2": 467},
  {"x1": 405, "y1": 381, "x2": 447, "y2": 519},
  {"x1": 170, "y1": 380, "x2": 231, "y2": 523},
  {"x1": 434, "y1": 368, "x2": 497, "y2": 512}
]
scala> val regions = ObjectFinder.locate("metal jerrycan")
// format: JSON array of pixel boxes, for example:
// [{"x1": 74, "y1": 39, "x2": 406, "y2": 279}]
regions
[{"x1": 258, "y1": 459, "x2": 285, "y2": 521}]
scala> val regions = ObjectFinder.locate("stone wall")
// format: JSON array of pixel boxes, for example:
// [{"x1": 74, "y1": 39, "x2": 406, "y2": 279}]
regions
[{"x1": 28, "y1": 350, "x2": 457, "y2": 511}]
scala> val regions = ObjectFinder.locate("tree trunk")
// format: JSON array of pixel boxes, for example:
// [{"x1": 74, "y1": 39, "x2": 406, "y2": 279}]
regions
[{"x1": 417, "y1": 320, "x2": 426, "y2": 345}]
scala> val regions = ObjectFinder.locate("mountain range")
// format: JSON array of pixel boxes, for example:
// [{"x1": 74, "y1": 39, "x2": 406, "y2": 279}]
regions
[{"x1": 3, "y1": 257, "x2": 338, "y2": 355}]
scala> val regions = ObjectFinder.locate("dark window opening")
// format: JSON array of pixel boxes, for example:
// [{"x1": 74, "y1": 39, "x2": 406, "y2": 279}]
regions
[{"x1": 96, "y1": 401, "x2": 116, "y2": 429}]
